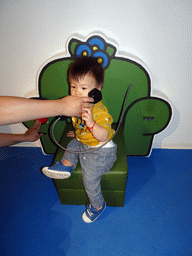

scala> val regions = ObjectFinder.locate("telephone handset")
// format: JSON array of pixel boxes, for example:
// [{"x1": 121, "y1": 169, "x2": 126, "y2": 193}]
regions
[{"x1": 88, "y1": 88, "x2": 102, "y2": 104}]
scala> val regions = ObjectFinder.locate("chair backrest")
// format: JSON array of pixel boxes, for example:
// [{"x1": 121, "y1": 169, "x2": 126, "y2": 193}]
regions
[
  {"x1": 23, "y1": 34, "x2": 171, "y2": 156},
  {"x1": 102, "y1": 57, "x2": 150, "y2": 123}
]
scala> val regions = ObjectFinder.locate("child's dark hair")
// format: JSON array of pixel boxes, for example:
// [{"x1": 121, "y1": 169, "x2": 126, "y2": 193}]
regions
[{"x1": 68, "y1": 57, "x2": 104, "y2": 87}]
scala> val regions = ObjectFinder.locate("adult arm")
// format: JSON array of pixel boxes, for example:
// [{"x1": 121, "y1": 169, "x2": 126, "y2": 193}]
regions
[
  {"x1": 0, "y1": 96, "x2": 94, "y2": 126},
  {"x1": 0, "y1": 120, "x2": 42, "y2": 147}
]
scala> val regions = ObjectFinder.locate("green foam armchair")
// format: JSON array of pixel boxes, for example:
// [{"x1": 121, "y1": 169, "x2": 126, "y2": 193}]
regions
[{"x1": 23, "y1": 34, "x2": 172, "y2": 207}]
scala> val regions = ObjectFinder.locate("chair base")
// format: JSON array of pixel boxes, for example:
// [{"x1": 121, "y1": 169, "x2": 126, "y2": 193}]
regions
[{"x1": 55, "y1": 188, "x2": 126, "y2": 207}]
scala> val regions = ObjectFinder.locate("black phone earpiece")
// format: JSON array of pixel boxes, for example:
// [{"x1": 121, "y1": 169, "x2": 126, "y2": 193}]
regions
[{"x1": 88, "y1": 88, "x2": 102, "y2": 104}]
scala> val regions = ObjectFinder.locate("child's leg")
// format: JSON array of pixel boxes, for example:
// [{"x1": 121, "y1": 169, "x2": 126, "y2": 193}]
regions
[
  {"x1": 60, "y1": 138, "x2": 81, "y2": 168},
  {"x1": 62, "y1": 159, "x2": 73, "y2": 167},
  {"x1": 80, "y1": 144, "x2": 117, "y2": 222},
  {"x1": 42, "y1": 139, "x2": 80, "y2": 179},
  {"x1": 81, "y1": 165, "x2": 106, "y2": 209},
  {"x1": 80, "y1": 145, "x2": 117, "y2": 208}
]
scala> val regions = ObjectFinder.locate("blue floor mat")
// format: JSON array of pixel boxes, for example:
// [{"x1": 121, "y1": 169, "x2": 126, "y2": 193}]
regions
[{"x1": 0, "y1": 147, "x2": 191, "y2": 256}]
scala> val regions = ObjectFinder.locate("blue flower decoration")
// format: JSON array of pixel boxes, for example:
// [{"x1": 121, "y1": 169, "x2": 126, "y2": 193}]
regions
[
  {"x1": 89, "y1": 38, "x2": 105, "y2": 50},
  {"x1": 75, "y1": 36, "x2": 110, "y2": 68},
  {"x1": 76, "y1": 44, "x2": 92, "y2": 57}
]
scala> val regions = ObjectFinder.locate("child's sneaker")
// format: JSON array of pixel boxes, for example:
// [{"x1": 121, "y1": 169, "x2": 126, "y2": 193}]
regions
[
  {"x1": 82, "y1": 201, "x2": 106, "y2": 223},
  {"x1": 42, "y1": 161, "x2": 73, "y2": 179}
]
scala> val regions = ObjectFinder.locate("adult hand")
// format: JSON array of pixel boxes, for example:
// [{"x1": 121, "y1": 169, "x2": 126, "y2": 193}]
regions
[
  {"x1": 0, "y1": 120, "x2": 43, "y2": 147},
  {"x1": 24, "y1": 120, "x2": 43, "y2": 142},
  {"x1": 58, "y1": 96, "x2": 94, "y2": 117}
]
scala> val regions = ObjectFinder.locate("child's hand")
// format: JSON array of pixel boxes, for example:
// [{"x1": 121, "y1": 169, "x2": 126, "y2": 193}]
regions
[
  {"x1": 67, "y1": 131, "x2": 75, "y2": 137},
  {"x1": 81, "y1": 108, "x2": 94, "y2": 128}
]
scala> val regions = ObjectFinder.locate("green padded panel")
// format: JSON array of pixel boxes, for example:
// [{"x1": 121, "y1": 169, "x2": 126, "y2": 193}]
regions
[
  {"x1": 56, "y1": 189, "x2": 126, "y2": 207},
  {"x1": 39, "y1": 59, "x2": 71, "y2": 100},
  {"x1": 102, "y1": 58, "x2": 150, "y2": 122},
  {"x1": 124, "y1": 97, "x2": 172, "y2": 156}
]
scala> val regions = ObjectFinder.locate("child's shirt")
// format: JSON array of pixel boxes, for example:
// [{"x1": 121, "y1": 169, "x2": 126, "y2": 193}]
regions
[{"x1": 71, "y1": 101, "x2": 115, "y2": 147}]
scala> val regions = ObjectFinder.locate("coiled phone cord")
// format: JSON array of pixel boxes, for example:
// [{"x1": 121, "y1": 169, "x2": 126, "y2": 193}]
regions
[{"x1": 51, "y1": 82, "x2": 134, "y2": 154}]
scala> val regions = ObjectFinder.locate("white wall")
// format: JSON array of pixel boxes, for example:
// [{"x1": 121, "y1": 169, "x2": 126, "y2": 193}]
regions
[{"x1": 1, "y1": 0, "x2": 192, "y2": 149}]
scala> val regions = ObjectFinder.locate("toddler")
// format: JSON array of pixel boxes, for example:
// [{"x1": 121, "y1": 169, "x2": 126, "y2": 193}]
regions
[{"x1": 42, "y1": 57, "x2": 117, "y2": 223}]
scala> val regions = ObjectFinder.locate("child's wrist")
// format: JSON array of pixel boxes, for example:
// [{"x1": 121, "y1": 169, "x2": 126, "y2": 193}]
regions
[{"x1": 87, "y1": 121, "x2": 96, "y2": 131}]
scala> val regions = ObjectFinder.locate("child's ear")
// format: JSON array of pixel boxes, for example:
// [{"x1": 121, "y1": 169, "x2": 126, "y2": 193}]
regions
[{"x1": 97, "y1": 84, "x2": 103, "y2": 90}]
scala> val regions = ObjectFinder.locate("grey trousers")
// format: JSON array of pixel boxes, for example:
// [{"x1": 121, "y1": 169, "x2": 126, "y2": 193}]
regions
[{"x1": 61, "y1": 139, "x2": 117, "y2": 209}]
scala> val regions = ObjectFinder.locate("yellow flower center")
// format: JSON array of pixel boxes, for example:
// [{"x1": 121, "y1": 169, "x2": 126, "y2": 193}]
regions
[
  {"x1": 97, "y1": 58, "x2": 103, "y2": 64},
  {"x1": 82, "y1": 51, "x2": 88, "y2": 57}
]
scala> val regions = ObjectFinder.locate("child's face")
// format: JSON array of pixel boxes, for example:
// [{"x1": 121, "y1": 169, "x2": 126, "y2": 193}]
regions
[{"x1": 70, "y1": 74, "x2": 101, "y2": 97}]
